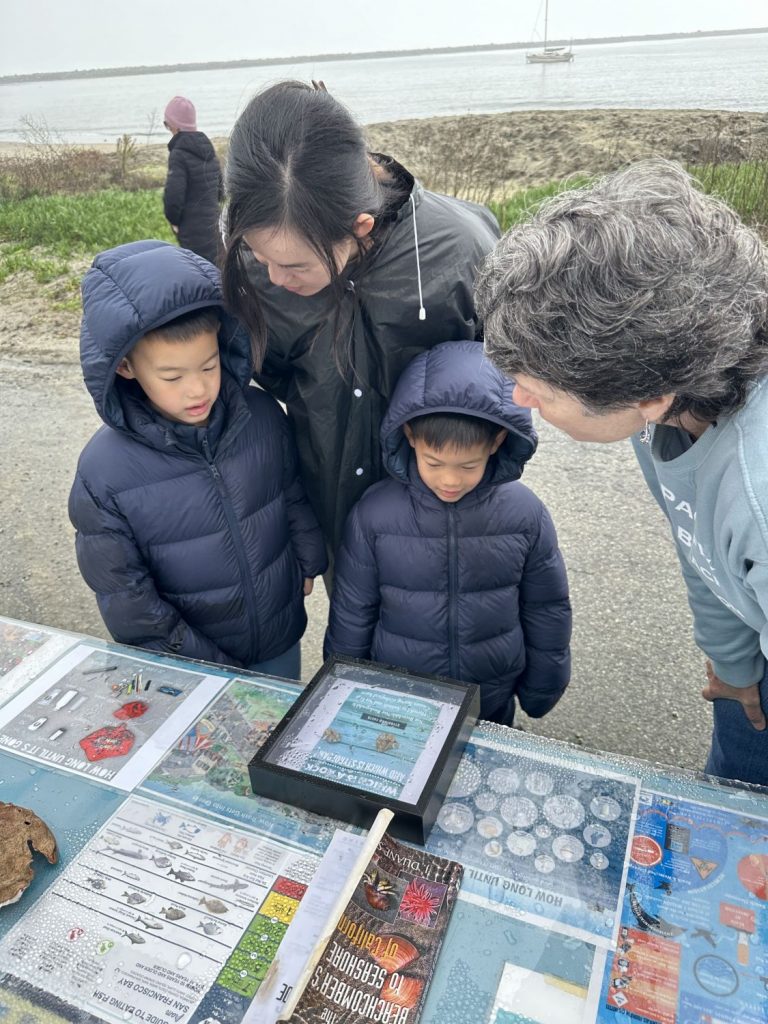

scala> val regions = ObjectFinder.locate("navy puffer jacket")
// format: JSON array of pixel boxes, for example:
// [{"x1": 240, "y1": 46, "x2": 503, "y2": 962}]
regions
[
  {"x1": 70, "y1": 240, "x2": 326, "y2": 668},
  {"x1": 325, "y1": 341, "x2": 571, "y2": 722}
]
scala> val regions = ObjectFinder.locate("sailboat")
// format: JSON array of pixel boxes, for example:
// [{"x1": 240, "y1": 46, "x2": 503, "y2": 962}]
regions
[{"x1": 526, "y1": 0, "x2": 574, "y2": 63}]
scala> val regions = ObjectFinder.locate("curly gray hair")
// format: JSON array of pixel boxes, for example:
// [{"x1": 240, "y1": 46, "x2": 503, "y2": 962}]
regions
[{"x1": 476, "y1": 160, "x2": 768, "y2": 422}]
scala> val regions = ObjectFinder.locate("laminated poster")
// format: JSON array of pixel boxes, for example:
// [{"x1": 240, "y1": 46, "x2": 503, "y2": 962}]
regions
[
  {"x1": 596, "y1": 789, "x2": 768, "y2": 1024},
  {"x1": 0, "y1": 617, "x2": 77, "y2": 708},
  {"x1": 142, "y1": 676, "x2": 337, "y2": 853},
  {"x1": 0, "y1": 795, "x2": 320, "y2": 1024},
  {"x1": 0, "y1": 644, "x2": 229, "y2": 789},
  {"x1": 425, "y1": 735, "x2": 641, "y2": 946}
]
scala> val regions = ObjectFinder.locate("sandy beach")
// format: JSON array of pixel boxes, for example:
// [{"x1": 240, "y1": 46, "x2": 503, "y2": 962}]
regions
[{"x1": 1, "y1": 106, "x2": 758, "y2": 770}]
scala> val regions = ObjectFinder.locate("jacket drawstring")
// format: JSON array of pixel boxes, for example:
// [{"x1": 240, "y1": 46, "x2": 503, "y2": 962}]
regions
[{"x1": 410, "y1": 193, "x2": 427, "y2": 321}]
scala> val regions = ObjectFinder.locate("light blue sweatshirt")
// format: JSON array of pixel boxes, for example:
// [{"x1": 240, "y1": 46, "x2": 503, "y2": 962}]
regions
[{"x1": 633, "y1": 377, "x2": 768, "y2": 687}]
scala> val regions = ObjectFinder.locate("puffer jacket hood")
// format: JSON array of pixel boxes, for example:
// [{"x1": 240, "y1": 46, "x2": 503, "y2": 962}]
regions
[
  {"x1": 381, "y1": 340, "x2": 537, "y2": 489},
  {"x1": 80, "y1": 240, "x2": 251, "y2": 432}
]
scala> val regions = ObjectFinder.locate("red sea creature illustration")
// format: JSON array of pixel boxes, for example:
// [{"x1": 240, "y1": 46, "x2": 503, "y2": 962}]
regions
[
  {"x1": 79, "y1": 724, "x2": 135, "y2": 761},
  {"x1": 363, "y1": 868, "x2": 395, "y2": 911},
  {"x1": 113, "y1": 700, "x2": 149, "y2": 720},
  {"x1": 398, "y1": 878, "x2": 445, "y2": 925}
]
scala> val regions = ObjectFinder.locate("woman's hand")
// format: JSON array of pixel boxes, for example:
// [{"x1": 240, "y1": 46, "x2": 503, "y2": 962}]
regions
[
  {"x1": 304, "y1": 577, "x2": 315, "y2": 596},
  {"x1": 702, "y1": 659, "x2": 766, "y2": 730}
]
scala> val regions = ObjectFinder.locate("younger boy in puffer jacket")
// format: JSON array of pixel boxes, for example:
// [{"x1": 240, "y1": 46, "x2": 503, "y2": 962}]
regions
[
  {"x1": 325, "y1": 341, "x2": 571, "y2": 723},
  {"x1": 69, "y1": 240, "x2": 326, "y2": 678}
]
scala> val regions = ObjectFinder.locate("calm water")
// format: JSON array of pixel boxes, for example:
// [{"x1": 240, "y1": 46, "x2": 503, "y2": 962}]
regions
[{"x1": 0, "y1": 33, "x2": 766, "y2": 143}]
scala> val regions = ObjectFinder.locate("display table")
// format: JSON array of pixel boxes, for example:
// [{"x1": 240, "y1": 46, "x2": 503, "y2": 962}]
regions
[{"x1": 0, "y1": 615, "x2": 766, "y2": 1024}]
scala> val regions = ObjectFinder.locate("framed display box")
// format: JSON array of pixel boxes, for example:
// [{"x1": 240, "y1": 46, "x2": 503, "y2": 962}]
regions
[{"x1": 248, "y1": 656, "x2": 479, "y2": 844}]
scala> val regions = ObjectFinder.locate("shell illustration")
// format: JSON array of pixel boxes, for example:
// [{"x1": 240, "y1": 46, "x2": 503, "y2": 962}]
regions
[
  {"x1": 369, "y1": 935, "x2": 419, "y2": 973},
  {"x1": 375, "y1": 732, "x2": 399, "y2": 753},
  {"x1": 0, "y1": 802, "x2": 58, "y2": 907},
  {"x1": 379, "y1": 973, "x2": 424, "y2": 1010}
]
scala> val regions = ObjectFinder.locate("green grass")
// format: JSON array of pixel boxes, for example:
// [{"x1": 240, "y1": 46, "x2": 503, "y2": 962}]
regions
[
  {"x1": 0, "y1": 188, "x2": 176, "y2": 299},
  {"x1": 0, "y1": 188, "x2": 174, "y2": 252},
  {"x1": 0, "y1": 158, "x2": 765, "y2": 303},
  {"x1": 490, "y1": 162, "x2": 768, "y2": 235},
  {"x1": 490, "y1": 177, "x2": 591, "y2": 232}
]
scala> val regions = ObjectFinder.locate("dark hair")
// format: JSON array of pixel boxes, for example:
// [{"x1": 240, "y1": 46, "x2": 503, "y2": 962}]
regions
[
  {"x1": 407, "y1": 412, "x2": 502, "y2": 451},
  {"x1": 477, "y1": 160, "x2": 768, "y2": 423},
  {"x1": 222, "y1": 81, "x2": 387, "y2": 371},
  {"x1": 144, "y1": 306, "x2": 220, "y2": 344}
]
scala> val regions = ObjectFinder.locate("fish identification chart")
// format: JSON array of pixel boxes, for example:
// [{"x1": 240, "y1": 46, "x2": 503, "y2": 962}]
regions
[{"x1": 0, "y1": 795, "x2": 319, "y2": 1024}]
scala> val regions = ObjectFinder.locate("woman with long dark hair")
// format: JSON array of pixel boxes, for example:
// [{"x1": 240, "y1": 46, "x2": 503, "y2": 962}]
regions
[{"x1": 222, "y1": 81, "x2": 500, "y2": 558}]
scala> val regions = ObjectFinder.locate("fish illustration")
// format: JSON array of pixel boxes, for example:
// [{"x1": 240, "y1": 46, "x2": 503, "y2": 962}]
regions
[
  {"x1": 110, "y1": 847, "x2": 146, "y2": 859},
  {"x1": 152, "y1": 855, "x2": 171, "y2": 868},
  {"x1": 165, "y1": 840, "x2": 183, "y2": 850},
  {"x1": 209, "y1": 879, "x2": 248, "y2": 893},
  {"x1": 626, "y1": 883, "x2": 685, "y2": 938},
  {"x1": 691, "y1": 927, "x2": 718, "y2": 947},
  {"x1": 197, "y1": 919, "x2": 223, "y2": 936},
  {"x1": 198, "y1": 897, "x2": 229, "y2": 915},
  {"x1": 86, "y1": 877, "x2": 107, "y2": 890},
  {"x1": 185, "y1": 848, "x2": 205, "y2": 862},
  {"x1": 124, "y1": 932, "x2": 146, "y2": 945},
  {"x1": 137, "y1": 917, "x2": 163, "y2": 930},
  {"x1": 160, "y1": 907, "x2": 186, "y2": 921},
  {"x1": 168, "y1": 867, "x2": 195, "y2": 882},
  {"x1": 122, "y1": 891, "x2": 148, "y2": 905}
]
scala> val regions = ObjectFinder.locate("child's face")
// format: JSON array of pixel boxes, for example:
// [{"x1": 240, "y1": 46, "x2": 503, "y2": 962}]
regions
[
  {"x1": 116, "y1": 329, "x2": 221, "y2": 426},
  {"x1": 406, "y1": 429, "x2": 505, "y2": 503}
]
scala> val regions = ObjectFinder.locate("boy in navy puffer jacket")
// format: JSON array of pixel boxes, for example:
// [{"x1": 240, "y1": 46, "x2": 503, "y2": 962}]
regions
[
  {"x1": 69, "y1": 241, "x2": 326, "y2": 678},
  {"x1": 325, "y1": 341, "x2": 571, "y2": 723}
]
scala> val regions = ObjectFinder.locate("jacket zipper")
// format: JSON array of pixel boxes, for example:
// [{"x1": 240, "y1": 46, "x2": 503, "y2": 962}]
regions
[
  {"x1": 201, "y1": 435, "x2": 260, "y2": 655},
  {"x1": 447, "y1": 504, "x2": 459, "y2": 678}
]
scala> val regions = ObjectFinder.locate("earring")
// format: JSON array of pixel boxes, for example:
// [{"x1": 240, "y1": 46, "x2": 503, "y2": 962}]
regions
[{"x1": 639, "y1": 421, "x2": 652, "y2": 444}]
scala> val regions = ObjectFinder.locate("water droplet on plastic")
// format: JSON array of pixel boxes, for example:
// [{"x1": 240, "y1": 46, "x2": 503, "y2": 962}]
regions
[{"x1": 176, "y1": 953, "x2": 191, "y2": 969}]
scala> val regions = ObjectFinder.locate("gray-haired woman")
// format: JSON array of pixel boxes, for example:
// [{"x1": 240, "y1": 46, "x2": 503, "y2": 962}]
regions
[{"x1": 476, "y1": 159, "x2": 768, "y2": 786}]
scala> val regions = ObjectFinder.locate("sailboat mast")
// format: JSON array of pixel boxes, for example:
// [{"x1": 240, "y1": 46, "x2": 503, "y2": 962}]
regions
[{"x1": 543, "y1": 0, "x2": 549, "y2": 48}]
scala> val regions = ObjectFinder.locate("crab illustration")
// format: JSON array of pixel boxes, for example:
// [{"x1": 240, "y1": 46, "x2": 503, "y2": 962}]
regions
[
  {"x1": 0, "y1": 802, "x2": 58, "y2": 907},
  {"x1": 362, "y1": 868, "x2": 395, "y2": 911}
]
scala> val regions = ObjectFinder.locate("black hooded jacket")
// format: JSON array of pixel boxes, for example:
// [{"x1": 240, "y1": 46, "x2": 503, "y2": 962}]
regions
[
  {"x1": 326, "y1": 342, "x2": 571, "y2": 723},
  {"x1": 69, "y1": 241, "x2": 326, "y2": 668},
  {"x1": 164, "y1": 131, "x2": 223, "y2": 263}
]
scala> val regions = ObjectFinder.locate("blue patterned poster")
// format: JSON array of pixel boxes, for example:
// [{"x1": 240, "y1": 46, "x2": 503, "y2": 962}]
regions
[
  {"x1": 293, "y1": 684, "x2": 445, "y2": 800},
  {"x1": 596, "y1": 790, "x2": 768, "y2": 1024}
]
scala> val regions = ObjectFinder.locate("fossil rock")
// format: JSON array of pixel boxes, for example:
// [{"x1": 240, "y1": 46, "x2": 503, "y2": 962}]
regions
[{"x1": 0, "y1": 801, "x2": 58, "y2": 908}]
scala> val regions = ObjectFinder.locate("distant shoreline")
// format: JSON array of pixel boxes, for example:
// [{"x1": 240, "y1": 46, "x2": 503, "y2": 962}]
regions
[{"x1": 2, "y1": 26, "x2": 767, "y2": 86}]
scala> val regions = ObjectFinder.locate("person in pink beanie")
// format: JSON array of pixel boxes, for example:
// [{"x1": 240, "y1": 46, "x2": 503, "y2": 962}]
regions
[{"x1": 163, "y1": 96, "x2": 223, "y2": 263}]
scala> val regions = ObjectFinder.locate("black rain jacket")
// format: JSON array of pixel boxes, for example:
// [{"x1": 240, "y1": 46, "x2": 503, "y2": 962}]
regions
[{"x1": 249, "y1": 157, "x2": 501, "y2": 552}]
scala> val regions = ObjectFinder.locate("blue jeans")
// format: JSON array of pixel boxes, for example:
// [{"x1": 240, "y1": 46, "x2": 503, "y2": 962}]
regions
[
  {"x1": 706, "y1": 662, "x2": 768, "y2": 787},
  {"x1": 248, "y1": 642, "x2": 301, "y2": 681}
]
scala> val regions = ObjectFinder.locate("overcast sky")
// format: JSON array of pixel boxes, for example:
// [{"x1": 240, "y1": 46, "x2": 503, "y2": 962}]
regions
[{"x1": 2, "y1": 1, "x2": 767, "y2": 76}]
